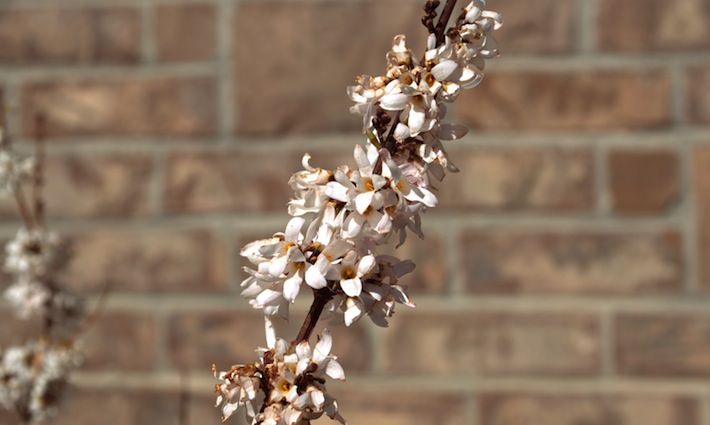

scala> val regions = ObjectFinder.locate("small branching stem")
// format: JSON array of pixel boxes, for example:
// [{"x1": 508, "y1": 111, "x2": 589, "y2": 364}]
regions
[
  {"x1": 12, "y1": 184, "x2": 35, "y2": 230},
  {"x1": 293, "y1": 287, "x2": 334, "y2": 345},
  {"x1": 33, "y1": 114, "x2": 46, "y2": 230}
]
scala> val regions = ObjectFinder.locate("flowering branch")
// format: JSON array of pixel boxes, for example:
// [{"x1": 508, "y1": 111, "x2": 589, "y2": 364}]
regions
[
  {"x1": 0, "y1": 103, "x2": 90, "y2": 425},
  {"x1": 213, "y1": 1, "x2": 502, "y2": 424}
]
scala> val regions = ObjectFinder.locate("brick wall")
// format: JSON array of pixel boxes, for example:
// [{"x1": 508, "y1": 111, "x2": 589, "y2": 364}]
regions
[{"x1": 1, "y1": 0, "x2": 709, "y2": 424}]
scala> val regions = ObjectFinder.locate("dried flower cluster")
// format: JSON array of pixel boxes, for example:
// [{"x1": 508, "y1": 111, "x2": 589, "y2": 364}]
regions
[
  {"x1": 0, "y1": 112, "x2": 85, "y2": 424},
  {"x1": 214, "y1": 319, "x2": 345, "y2": 424},
  {"x1": 214, "y1": 1, "x2": 502, "y2": 424}
]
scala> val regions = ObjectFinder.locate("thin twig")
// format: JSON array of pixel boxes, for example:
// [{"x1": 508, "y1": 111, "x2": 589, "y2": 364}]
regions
[
  {"x1": 70, "y1": 279, "x2": 113, "y2": 341},
  {"x1": 12, "y1": 184, "x2": 35, "y2": 230},
  {"x1": 0, "y1": 92, "x2": 9, "y2": 149},
  {"x1": 32, "y1": 114, "x2": 46, "y2": 229},
  {"x1": 178, "y1": 371, "x2": 190, "y2": 425}
]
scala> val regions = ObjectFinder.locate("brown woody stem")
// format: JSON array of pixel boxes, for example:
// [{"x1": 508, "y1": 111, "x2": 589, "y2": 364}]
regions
[
  {"x1": 293, "y1": 287, "x2": 333, "y2": 345},
  {"x1": 33, "y1": 114, "x2": 46, "y2": 229},
  {"x1": 434, "y1": 0, "x2": 459, "y2": 44},
  {"x1": 13, "y1": 185, "x2": 35, "y2": 230}
]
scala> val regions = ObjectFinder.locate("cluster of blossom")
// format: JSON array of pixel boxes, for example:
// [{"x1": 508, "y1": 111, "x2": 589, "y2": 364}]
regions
[
  {"x1": 214, "y1": 320, "x2": 345, "y2": 425},
  {"x1": 215, "y1": 1, "x2": 501, "y2": 423},
  {"x1": 0, "y1": 341, "x2": 80, "y2": 423},
  {"x1": 0, "y1": 116, "x2": 84, "y2": 423},
  {"x1": 240, "y1": 0, "x2": 501, "y2": 328}
]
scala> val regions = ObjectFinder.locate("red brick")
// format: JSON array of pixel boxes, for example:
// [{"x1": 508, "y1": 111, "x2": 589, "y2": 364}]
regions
[
  {"x1": 459, "y1": 70, "x2": 672, "y2": 130},
  {"x1": 22, "y1": 77, "x2": 217, "y2": 137},
  {"x1": 168, "y1": 310, "x2": 370, "y2": 374},
  {"x1": 462, "y1": 231, "x2": 683, "y2": 294},
  {"x1": 49, "y1": 387, "x2": 180, "y2": 425},
  {"x1": 234, "y1": 0, "x2": 426, "y2": 135},
  {"x1": 385, "y1": 312, "x2": 600, "y2": 376},
  {"x1": 0, "y1": 7, "x2": 140, "y2": 65},
  {"x1": 688, "y1": 67, "x2": 710, "y2": 125},
  {"x1": 609, "y1": 150, "x2": 679, "y2": 213},
  {"x1": 617, "y1": 314, "x2": 710, "y2": 376},
  {"x1": 598, "y1": 0, "x2": 710, "y2": 51},
  {"x1": 493, "y1": 0, "x2": 577, "y2": 54},
  {"x1": 480, "y1": 392, "x2": 699, "y2": 425},
  {"x1": 441, "y1": 149, "x2": 594, "y2": 211},
  {"x1": 165, "y1": 150, "x2": 304, "y2": 213},
  {"x1": 63, "y1": 229, "x2": 227, "y2": 293},
  {"x1": 81, "y1": 311, "x2": 156, "y2": 371},
  {"x1": 155, "y1": 4, "x2": 216, "y2": 62},
  {"x1": 337, "y1": 390, "x2": 466, "y2": 425},
  {"x1": 696, "y1": 147, "x2": 710, "y2": 290}
]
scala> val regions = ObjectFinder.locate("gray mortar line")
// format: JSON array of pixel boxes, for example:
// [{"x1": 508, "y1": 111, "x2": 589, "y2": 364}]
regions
[
  {"x1": 216, "y1": 0, "x2": 236, "y2": 138},
  {"x1": 599, "y1": 307, "x2": 616, "y2": 377},
  {"x1": 141, "y1": 0, "x2": 157, "y2": 65},
  {"x1": 577, "y1": 0, "x2": 599, "y2": 54}
]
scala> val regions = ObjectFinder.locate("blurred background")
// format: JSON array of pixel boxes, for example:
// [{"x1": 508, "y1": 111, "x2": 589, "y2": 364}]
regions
[{"x1": 0, "y1": 0, "x2": 709, "y2": 424}]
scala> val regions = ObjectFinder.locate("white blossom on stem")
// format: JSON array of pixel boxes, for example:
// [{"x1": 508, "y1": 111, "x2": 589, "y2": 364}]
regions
[{"x1": 218, "y1": 1, "x2": 503, "y2": 421}]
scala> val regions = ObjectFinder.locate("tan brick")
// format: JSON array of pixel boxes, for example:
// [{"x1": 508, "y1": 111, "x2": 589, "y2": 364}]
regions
[
  {"x1": 609, "y1": 150, "x2": 679, "y2": 213},
  {"x1": 42, "y1": 154, "x2": 152, "y2": 218},
  {"x1": 0, "y1": 408, "x2": 18, "y2": 425},
  {"x1": 234, "y1": 0, "x2": 426, "y2": 135},
  {"x1": 459, "y1": 70, "x2": 672, "y2": 130},
  {"x1": 188, "y1": 394, "x2": 243, "y2": 425},
  {"x1": 82, "y1": 311, "x2": 156, "y2": 371},
  {"x1": 63, "y1": 228, "x2": 227, "y2": 293},
  {"x1": 688, "y1": 67, "x2": 710, "y2": 125},
  {"x1": 0, "y1": 7, "x2": 140, "y2": 65},
  {"x1": 598, "y1": 0, "x2": 710, "y2": 51},
  {"x1": 462, "y1": 231, "x2": 683, "y2": 294},
  {"x1": 385, "y1": 312, "x2": 600, "y2": 376},
  {"x1": 493, "y1": 0, "x2": 577, "y2": 54},
  {"x1": 480, "y1": 392, "x2": 699, "y2": 425},
  {"x1": 0, "y1": 309, "x2": 41, "y2": 347},
  {"x1": 49, "y1": 387, "x2": 179, "y2": 425},
  {"x1": 617, "y1": 314, "x2": 710, "y2": 376},
  {"x1": 22, "y1": 77, "x2": 216, "y2": 137},
  {"x1": 371, "y1": 232, "x2": 450, "y2": 294},
  {"x1": 168, "y1": 310, "x2": 370, "y2": 374},
  {"x1": 155, "y1": 4, "x2": 216, "y2": 62},
  {"x1": 441, "y1": 149, "x2": 594, "y2": 211},
  {"x1": 337, "y1": 390, "x2": 466, "y2": 425},
  {"x1": 696, "y1": 147, "x2": 710, "y2": 290},
  {"x1": 165, "y1": 150, "x2": 304, "y2": 213}
]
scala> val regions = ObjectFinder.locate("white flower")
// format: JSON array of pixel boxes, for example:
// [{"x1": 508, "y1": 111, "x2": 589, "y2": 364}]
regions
[
  {"x1": 213, "y1": 363, "x2": 261, "y2": 423},
  {"x1": 4, "y1": 277, "x2": 51, "y2": 319},
  {"x1": 327, "y1": 250, "x2": 376, "y2": 297},
  {"x1": 4, "y1": 228, "x2": 61, "y2": 278},
  {"x1": 0, "y1": 149, "x2": 35, "y2": 199},
  {"x1": 0, "y1": 341, "x2": 80, "y2": 422}
]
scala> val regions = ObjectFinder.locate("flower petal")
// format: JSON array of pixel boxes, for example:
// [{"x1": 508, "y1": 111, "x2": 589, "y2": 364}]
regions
[
  {"x1": 314, "y1": 329, "x2": 333, "y2": 363},
  {"x1": 431, "y1": 59, "x2": 458, "y2": 81},
  {"x1": 283, "y1": 272, "x2": 302, "y2": 302},
  {"x1": 340, "y1": 277, "x2": 362, "y2": 297},
  {"x1": 325, "y1": 359, "x2": 345, "y2": 381},
  {"x1": 379, "y1": 93, "x2": 408, "y2": 111}
]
